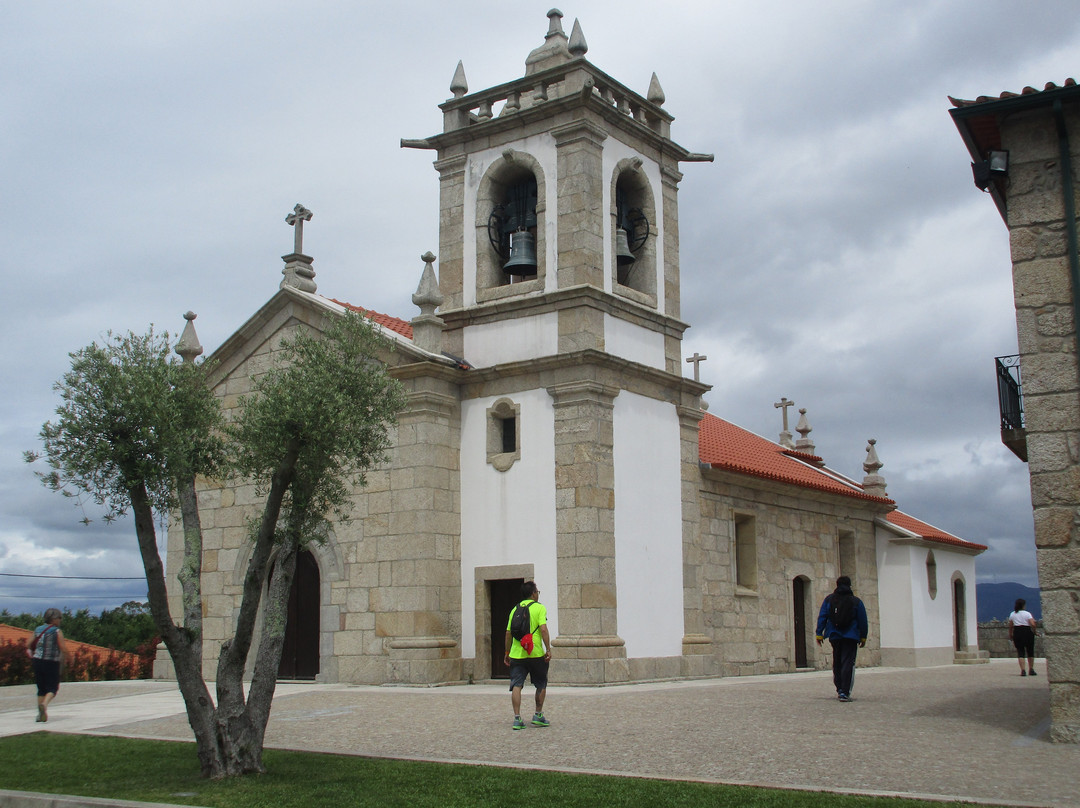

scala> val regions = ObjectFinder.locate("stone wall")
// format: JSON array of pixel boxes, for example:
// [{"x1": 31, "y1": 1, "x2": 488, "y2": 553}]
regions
[
  {"x1": 978, "y1": 620, "x2": 1046, "y2": 658},
  {"x1": 696, "y1": 471, "x2": 886, "y2": 676},
  {"x1": 998, "y1": 100, "x2": 1080, "y2": 741}
]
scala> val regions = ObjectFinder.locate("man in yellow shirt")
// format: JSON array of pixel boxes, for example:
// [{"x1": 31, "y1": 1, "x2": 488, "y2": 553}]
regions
[{"x1": 503, "y1": 580, "x2": 552, "y2": 730}]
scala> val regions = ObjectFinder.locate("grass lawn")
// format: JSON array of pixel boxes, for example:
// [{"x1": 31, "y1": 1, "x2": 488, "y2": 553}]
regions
[{"x1": 0, "y1": 733, "x2": 995, "y2": 808}]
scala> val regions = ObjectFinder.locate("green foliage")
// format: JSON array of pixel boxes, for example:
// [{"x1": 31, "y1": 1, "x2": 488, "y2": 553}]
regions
[
  {"x1": 231, "y1": 311, "x2": 408, "y2": 541},
  {"x1": 0, "y1": 602, "x2": 159, "y2": 684},
  {"x1": 0, "y1": 602, "x2": 157, "y2": 653},
  {"x1": 0, "y1": 734, "x2": 973, "y2": 808},
  {"x1": 31, "y1": 327, "x2": 228, "y2": 519}
]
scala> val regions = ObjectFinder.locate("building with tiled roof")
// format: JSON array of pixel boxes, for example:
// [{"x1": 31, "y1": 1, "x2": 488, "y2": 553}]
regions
[
  {"x1": 950, "y1": 76, "x2": 1080, "y2": 740},
  {"x1": 0, "y1": 624, "x2": 143, "y2": 675},
  {"x1": 159, "y1": 10, "x2": 988, "y2": 688}
]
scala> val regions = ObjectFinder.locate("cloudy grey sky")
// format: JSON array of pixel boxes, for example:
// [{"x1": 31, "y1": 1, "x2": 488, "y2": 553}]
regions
[{"x1": 3, "y1": 1, "x2": 1076, "y2": 613}]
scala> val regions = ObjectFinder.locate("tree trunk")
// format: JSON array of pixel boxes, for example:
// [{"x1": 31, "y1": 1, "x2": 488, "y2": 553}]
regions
[{"x1": 128, "y1": 483, "x2": 224, "y2": 777}]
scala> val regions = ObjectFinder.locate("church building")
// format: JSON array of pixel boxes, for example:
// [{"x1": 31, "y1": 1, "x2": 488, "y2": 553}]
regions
[{"x1": 161, "y1": 10, "x2": 986, "y2": 685}]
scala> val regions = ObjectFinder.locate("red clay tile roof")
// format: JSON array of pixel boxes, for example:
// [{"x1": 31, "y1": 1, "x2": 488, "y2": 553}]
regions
[
  {"x1": 328, "y1": 299, "x2": 414, "y2": 340},
  {"x1": 884, "y1": 511, "x2": 987, "y2": 551},
  {"x1": 698, "y1": 412, "x2": 893, "y2": 504},
  {"x1": 949, "y1": 78, "x2": 1077, "y2": 108},
  {"x1": 0, "y1": 624, "x2": 143, "y2": 665}
]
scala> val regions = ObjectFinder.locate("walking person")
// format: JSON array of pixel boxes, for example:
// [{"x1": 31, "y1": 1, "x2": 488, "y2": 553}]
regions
[
  {"x1": 815, "y1": 576, "x2": 868, "y2": 702},
  {"x1": 503, "y1": 581, "x2": 551, "y2": 730},
  {"x1": 29, "y1": 608, "x2": 69, "y2": 722},
  {"x1": 1008, "y1": 598, "x2": 1038, "y2": 676}
]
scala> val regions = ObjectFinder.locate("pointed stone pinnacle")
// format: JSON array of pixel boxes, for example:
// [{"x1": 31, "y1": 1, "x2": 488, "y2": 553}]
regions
[
  {"x1": 450, "y1": 61, "x2": 468, "y2": 98},
  {"x1": 568, "y1": 19, "x2": 587, "y2": 57},
  {"x1": 647, "y1": 73, "x2": 666, "y2": 105}
]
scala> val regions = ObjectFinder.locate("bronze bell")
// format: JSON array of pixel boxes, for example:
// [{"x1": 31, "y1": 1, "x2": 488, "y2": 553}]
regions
[
  {"x1": 615, "y1": 228, "x2": 636, "y2": 266},
  {"x1": 504, "y1": 230, "x2": 537, "y2": 273}
]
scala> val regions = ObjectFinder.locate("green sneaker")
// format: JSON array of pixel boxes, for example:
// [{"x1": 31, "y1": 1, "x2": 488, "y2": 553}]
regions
[
  {"x1": 531, "y1": 712, "x2": 550, "y2": 727},
  {"x1": 512, "y1": 716, "x2": 526, "y2": 731}
]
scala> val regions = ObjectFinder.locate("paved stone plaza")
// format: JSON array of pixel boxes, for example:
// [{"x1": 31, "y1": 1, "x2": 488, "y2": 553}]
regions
[{"x1": 1, "y1": 660, "x2": 1078, "y2": 807}]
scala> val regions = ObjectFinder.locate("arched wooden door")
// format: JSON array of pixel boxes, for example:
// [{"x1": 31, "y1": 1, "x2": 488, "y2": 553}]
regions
[
  {"x1": 952, "y1": 578, "x2": 967, "y2": 652},
  {"x1": 793, "y1": 576, "x2": 808, "y2": 668},
  {"x1": 279, "y1": 549, "x2": 320, "y2": 680}
]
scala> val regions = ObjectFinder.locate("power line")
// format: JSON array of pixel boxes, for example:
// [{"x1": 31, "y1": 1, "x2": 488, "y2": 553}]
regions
[
  {"x1": 0, "y1": 573, "x2": 145, "y2": 581},
  {"x1": 0, "y1": 594, "x2": 147, "y2": 600}
]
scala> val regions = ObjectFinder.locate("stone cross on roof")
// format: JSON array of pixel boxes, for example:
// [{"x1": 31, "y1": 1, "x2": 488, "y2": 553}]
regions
[
  {"x1": 774, "y1": 397, "x2": 795, "y2": 449},
  {"x1": 685, "y1": 352, "x2": 707, "y2": 382},
  {"x1": 286, "y1": 203, "x2": 313, "y2": 256}
]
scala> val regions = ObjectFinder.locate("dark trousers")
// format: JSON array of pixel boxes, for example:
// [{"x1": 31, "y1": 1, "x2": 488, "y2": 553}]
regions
[{"x1": 830, "y1": 637, "x2": 859, "y2": 695}]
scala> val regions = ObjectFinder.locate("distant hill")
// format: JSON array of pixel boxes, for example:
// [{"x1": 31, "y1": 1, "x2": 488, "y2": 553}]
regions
[{"x1": 976, "y1": 582, "x2": 1041, "y2": 621}]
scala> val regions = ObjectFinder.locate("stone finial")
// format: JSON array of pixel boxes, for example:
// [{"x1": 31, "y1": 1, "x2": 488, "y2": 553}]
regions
[
  {"x1": 647, "y1": 72, "x2": 666, "y2": 106},
  {"x1": 774, "y1": 396, "x2": 795, "y2": 449},
  {"x1": 411, "y1": 251, "x2": 446, "y2": 354},
  {"x1": 568, "y1": 18, "x2": 588, "y2": 57},
  {"x1": 450, "y1": 61, "x2": 468, "y2": 98},
  {"x1": 862, "y1": 439, "x2": 887, "y2": 497},
  {"x1": 174, "y1": 311, "x2": 203, "y2": 364},
  {"x1": 795, "y1": 408, "x2": 815, "y2": 454},
  {"x1": 545, "y1": 8, "x2": 566, "y2": 38},
  {"x1": 526, "y1": 9, "x2": 572, "y2": 74}
]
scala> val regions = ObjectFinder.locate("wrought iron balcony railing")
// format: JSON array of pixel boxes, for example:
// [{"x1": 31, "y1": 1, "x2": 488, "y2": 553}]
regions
[{"x1": 995, "y1": 354, "x2": 1027, "y2": 461}]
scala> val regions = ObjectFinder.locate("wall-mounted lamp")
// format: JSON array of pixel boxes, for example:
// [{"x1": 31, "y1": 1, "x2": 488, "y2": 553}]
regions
[{"x1": 972, "y1": 149, "x2": 1009, "y2": 191}]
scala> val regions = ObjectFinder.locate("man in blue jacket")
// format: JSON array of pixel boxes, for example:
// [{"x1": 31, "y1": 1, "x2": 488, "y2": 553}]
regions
[{"x1": 816, "y1": 575, "x2": 869, "y2": 702}]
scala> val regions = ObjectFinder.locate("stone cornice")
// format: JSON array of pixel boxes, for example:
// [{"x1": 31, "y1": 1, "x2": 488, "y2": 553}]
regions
[{"x1": 440, "y1": 283, "x2": 689, "y2": 340}]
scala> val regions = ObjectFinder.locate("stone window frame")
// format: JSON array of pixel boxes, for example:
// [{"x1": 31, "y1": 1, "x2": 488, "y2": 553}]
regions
[
  {"x1": 475, "y1": 150, "x2": 547, "y2": 303},
  {"x1": 733, "y1": 511, "x2": 758, "y2": 595},
  {"x1": 609, "y1": 157, "x2": 658, "y2": 307},
  {"x1": 926, "y1": 549, "x2": 938, "y2": 600},
  {"x1": 486, "y1": 397, "x2": 521, "y2": 472}
]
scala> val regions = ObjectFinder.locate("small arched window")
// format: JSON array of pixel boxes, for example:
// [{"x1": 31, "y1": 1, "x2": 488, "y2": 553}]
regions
[{"x1": 926, "y1": 550, "x2": 938, "y2": 600}]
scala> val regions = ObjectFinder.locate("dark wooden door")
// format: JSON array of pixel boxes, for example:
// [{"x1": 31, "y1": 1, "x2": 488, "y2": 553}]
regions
[
  {"x1": 793, "y1": 576, "x2": 808, "y2": 668},
  {"x1": 489, "y1": 578, "x2": 524, "y2": 679},
  {"x1": 279, "y1": 550, "x2": 320, "y2": 680}
]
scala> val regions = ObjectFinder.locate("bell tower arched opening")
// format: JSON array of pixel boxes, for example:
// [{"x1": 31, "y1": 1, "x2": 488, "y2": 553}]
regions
[
  {"x1": 475, "y1": 151, "x2": 548, "y2": 301},
  {"x1": 610, "y1": 160, "x2": 657, "y2": 303}
]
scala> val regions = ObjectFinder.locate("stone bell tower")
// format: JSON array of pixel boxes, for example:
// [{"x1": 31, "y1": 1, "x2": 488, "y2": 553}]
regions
[{"x1": 403, "y1": 9, "x2": 712, "y2": 684}]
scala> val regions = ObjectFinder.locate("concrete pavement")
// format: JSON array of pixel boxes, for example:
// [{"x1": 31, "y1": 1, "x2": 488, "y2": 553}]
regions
[{"x1": 0, "y1": 660, "x2": 1077, "y2": 807}]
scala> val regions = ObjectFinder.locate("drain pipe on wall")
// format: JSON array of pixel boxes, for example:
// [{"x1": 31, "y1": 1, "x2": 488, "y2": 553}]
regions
[{"x1": 1053, "y1": 98, "x2": 1080, "y2": 387}]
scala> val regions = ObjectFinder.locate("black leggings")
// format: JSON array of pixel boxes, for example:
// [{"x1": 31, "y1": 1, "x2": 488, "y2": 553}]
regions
[{"x1": 1012, "y1": 625, "x2": 1035, "y2": 659}]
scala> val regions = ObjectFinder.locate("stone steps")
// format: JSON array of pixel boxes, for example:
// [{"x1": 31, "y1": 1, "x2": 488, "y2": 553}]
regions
[{"x1": 954, "y1": 649, "x2": 990, "y2": 664}]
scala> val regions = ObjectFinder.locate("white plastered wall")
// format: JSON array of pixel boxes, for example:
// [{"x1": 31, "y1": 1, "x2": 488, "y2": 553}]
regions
[
  {"x1": 876, "y1": 525, "x2": 980, "y2": 666},
  {"x1": 463, "y1": 312, "x2": 558, "y2": 368},
  {"x1": 459, "y1": 388, "x2": 558, "y2": 658},
  {"x1": 604, "y1": 313, "x2": 665, "y2": 370},
  {"x1": 613, "y1": 391, "x2": 683, "y2": 658}
]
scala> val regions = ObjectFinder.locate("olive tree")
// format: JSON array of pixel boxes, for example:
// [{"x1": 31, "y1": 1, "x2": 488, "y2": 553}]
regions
[{"x1": 30, "y1": 311, "x2": 407, "y2": 777}]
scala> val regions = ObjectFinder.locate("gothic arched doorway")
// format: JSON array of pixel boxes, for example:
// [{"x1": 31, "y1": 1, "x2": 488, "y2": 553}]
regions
[{"x1": 279, "y1": 549, "x2": 320, "y2": 680}]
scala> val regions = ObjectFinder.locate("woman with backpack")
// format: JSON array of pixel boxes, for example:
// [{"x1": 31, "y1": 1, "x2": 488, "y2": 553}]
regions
[
  {"x1": 29, "y1": 608, "x2": 69, "y2": 722},
  {"x1": 815, "y1": 576, "x2": 869, "y2": 702}
]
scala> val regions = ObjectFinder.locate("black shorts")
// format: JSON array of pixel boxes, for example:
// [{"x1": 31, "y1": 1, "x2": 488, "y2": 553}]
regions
[
  {"x1": 508, "y1": 656, "x2": 549, "y2": 691},
  {"x1": 1013, "y1": 625, "x2": 1036, "y2": 658},
  {"x1": 33, "y1": 659, "x2": 61, "y2": 697}
]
